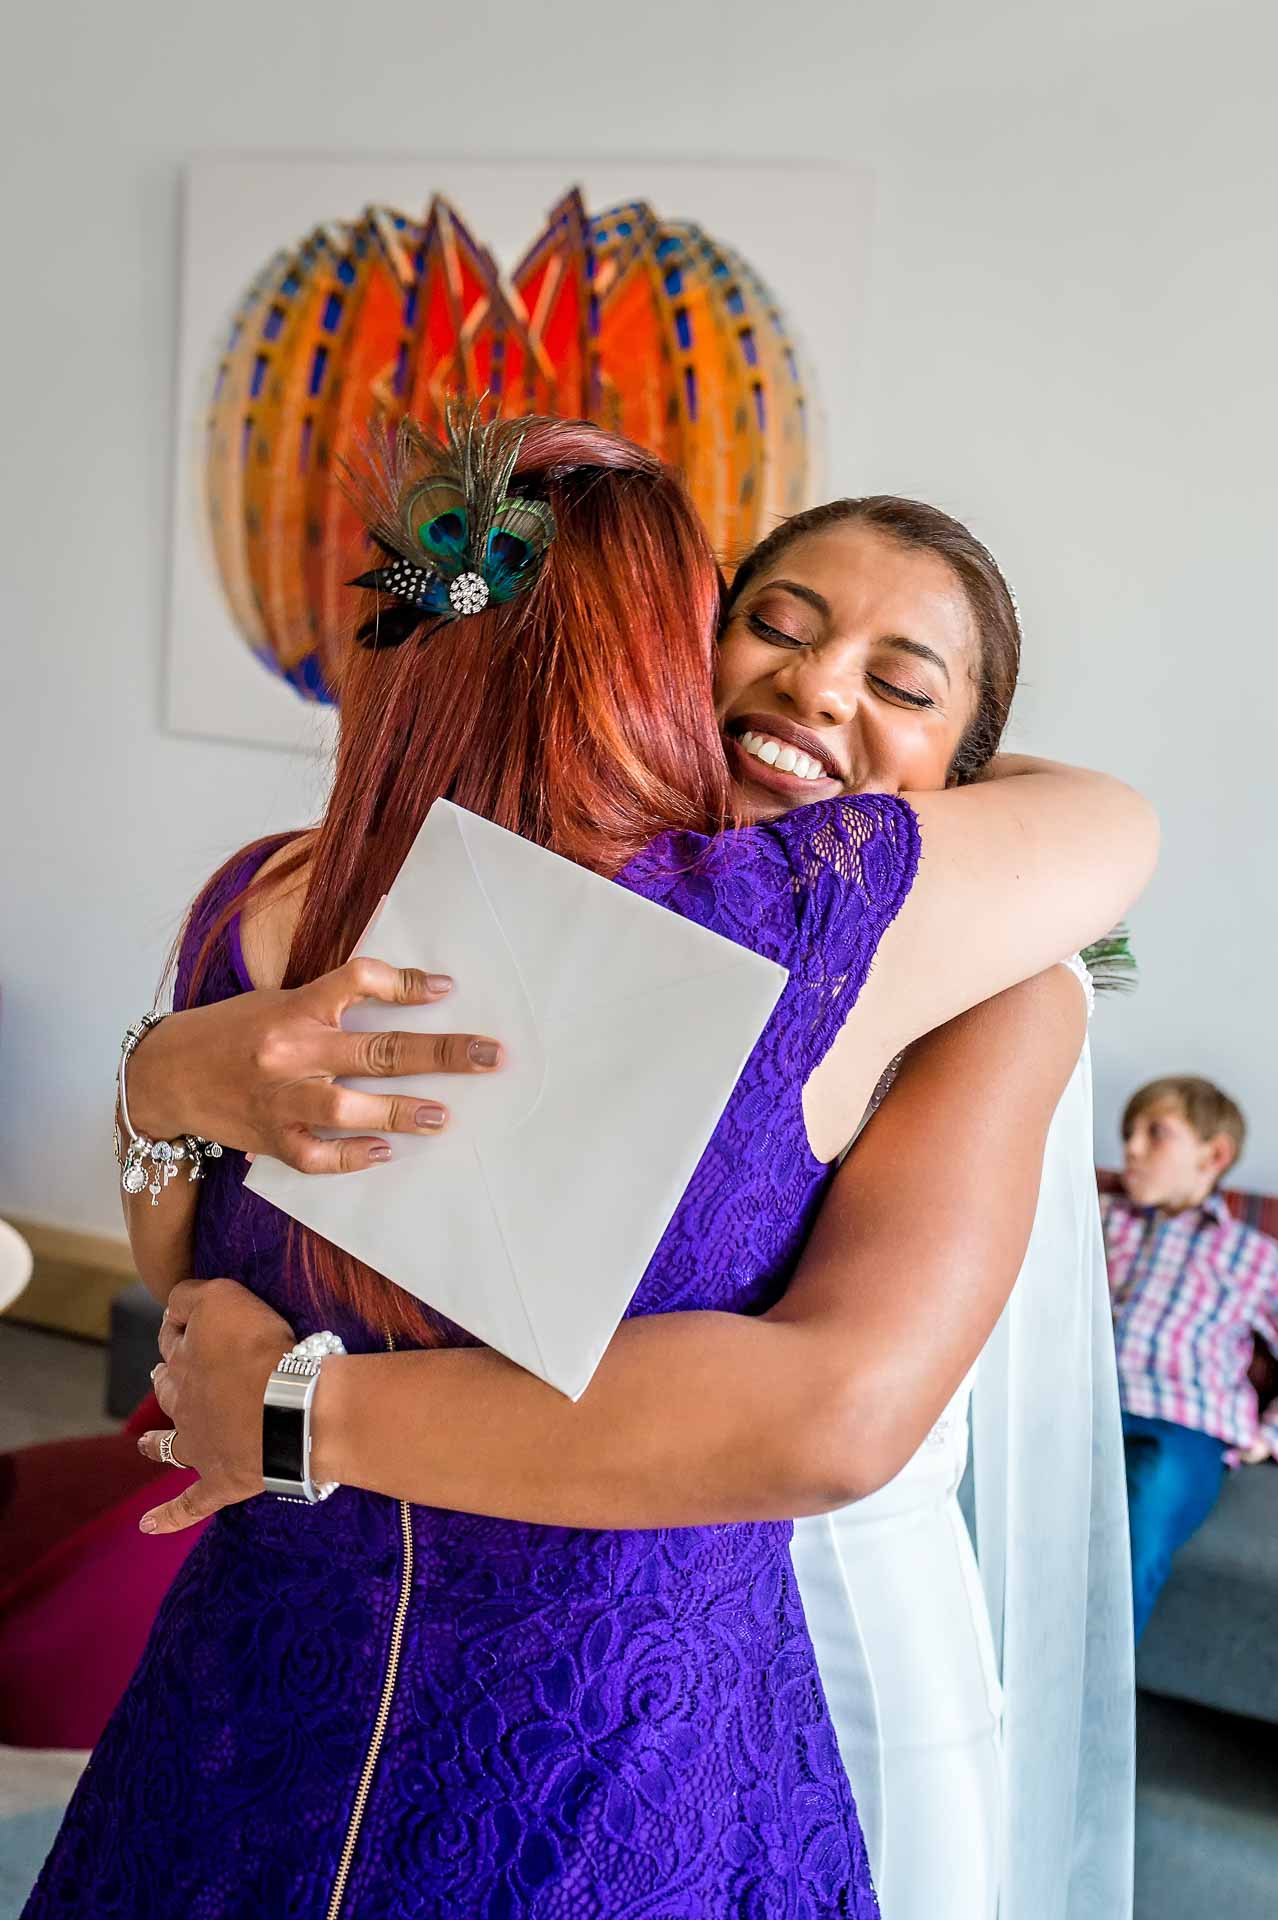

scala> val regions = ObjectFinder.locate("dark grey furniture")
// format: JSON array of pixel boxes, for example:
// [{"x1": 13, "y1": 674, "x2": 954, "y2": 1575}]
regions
[
  {"x1": 106, "y1": 1281, "x2": 165, "y2": 1419},
  {"x1": 1135, "y1": 1692, "x2": 1278, "y2": 1918},
  {"x1": 1134, "y1": 1461, "x2": 1278, "y2": 1918},
  {"x1": 1138, "y1": 1462, "x2": 1278, "y2": 1724}
]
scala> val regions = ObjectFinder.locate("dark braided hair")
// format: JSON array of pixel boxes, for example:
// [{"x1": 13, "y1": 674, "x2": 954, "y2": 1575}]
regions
[{"x1": 724, "y1": 497, "x2": 1022, "y2": 783}]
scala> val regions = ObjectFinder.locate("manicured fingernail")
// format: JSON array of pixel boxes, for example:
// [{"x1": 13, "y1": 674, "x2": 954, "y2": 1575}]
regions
[
  {"x1": 469, "y1": 1040, "x2": 500, "y2": 1068},
  {"x1": 368, "y1": 1144, "x2": 392, "y2": 1163},
  {"x1": 245, "y1": 1152, "x2": 256, "y2": 1165},
  {"x1": 414, "y1": 1104, "x2": 447, "y2": 1130},
  {"x1": 139, "y1": 1515, "x2": 159, "y2": 1533},
  {"x1": 426, "y1": 974, "x2": 452, "y2": 994}
]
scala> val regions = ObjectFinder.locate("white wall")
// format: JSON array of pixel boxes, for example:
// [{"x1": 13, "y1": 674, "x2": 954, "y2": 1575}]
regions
[{"x1": 2, "y1": 0, "x2": 1276, "y2": 1235}]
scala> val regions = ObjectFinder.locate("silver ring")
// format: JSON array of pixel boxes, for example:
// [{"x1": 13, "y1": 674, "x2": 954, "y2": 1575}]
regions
[{"x1": 158, "y1": 1429, "x2": 187, "y2": 1470}]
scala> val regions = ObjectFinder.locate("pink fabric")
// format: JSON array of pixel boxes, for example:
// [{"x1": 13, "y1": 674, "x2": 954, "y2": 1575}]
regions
[{"x1": 0, "y1": 1418, "x2": 206, "y2": 1749}]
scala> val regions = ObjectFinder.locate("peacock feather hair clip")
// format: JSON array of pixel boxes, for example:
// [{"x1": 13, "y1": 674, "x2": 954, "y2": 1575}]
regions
[{"x1": 342, "y1": 403, "x2": 557, "y2": 650}]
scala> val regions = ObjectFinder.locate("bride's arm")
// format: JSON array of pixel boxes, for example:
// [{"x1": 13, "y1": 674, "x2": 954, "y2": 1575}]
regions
[
  {"x1": 892, "y1": 755, "x2": 1157, "y2": 1041},
  {"x1": 802, "y1": 757, "x2": 1155, "y2": 1157},
  {"x1": 123, "y1": 756, "x2": 1154, "y2": 1175},
  {"x1": 144, "y1": 967, "x2": 1083, "y2": 1534},
  {"x1": 298, "y1": 965, "x2": 1084, "y2": 1525}
]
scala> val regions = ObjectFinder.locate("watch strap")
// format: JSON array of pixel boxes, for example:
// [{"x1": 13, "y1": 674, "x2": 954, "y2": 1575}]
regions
[{"x1": 262, "y1": 1345, "x2": 341, "y2": 1504}]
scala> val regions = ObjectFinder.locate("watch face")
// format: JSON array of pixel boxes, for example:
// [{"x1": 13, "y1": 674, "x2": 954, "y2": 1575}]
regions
[{"x1": 262, "y1": 1402, "x2": 305, "y2": 1484}]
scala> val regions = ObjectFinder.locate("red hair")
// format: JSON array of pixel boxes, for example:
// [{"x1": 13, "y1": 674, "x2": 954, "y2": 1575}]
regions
[{"x1": 185, "y1": 416, "x2": 732, "y2": 1341}]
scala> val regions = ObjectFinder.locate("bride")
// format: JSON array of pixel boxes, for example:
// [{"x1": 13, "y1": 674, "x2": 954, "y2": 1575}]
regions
[
  {"x1": 793, "y1": 983, "x2": 1131, "y2": 1920},
  {"x1": 46, "y1": 433, "x2": 1149, "y2": 1917}
]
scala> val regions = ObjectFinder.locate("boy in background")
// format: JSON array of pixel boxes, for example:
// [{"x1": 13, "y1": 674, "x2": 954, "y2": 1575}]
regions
[{"x1": 1104, "y1": 1075, "x2": 1278, "y2": 1640}]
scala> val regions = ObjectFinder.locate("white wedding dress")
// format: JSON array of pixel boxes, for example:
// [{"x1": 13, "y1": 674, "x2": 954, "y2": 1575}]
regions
[
  {"x1": 794, "y1": 967, "x2": 1135, "y2": 1920},
  {"x1": 794, "y1": 1365, "x2": 1000, "y2": 1913}
]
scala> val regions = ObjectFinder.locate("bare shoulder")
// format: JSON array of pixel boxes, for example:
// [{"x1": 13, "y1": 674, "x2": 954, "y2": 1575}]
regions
[
  {"x1": 238, "y1": 833, "x2": 315, "y2": 989},
  {"x1": 805, "y1": 962, "x2": 1088, "y2": 1163}
]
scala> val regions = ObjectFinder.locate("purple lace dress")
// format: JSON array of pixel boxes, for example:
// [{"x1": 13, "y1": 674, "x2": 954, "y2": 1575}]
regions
[{"x1": 25, "y1": 794, "x2": 918, "y2": 1920}]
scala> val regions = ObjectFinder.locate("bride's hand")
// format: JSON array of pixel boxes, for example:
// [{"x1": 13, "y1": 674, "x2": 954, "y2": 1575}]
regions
[
  {"x1": 137, "y1": 1278, "x2": 296, "y2": 1533},
  {"x1": 126, "y1": 959, "x2": 504, "y2": 1173}
]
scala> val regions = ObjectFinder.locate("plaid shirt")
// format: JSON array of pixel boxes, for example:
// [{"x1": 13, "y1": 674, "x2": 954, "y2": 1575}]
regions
[{"x1": 1103, "y1": 1189, "x2": 1278, "y2": 1459}]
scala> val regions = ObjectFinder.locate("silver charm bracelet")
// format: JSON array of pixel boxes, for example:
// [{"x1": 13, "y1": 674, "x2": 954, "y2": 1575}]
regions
[{"x1": 115, "y1": 1013, "x2": 224, "y2": 1205}]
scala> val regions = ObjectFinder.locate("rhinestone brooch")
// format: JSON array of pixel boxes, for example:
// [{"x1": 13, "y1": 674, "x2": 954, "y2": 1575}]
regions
[{"x1": 449, "y1": 571, "x2": 490, "y2": 615}]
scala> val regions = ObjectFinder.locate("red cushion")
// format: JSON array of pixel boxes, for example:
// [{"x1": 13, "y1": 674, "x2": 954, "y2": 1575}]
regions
[
  {"x1": 0, "y1": 1461, "x2": 205, "y2": 1748},
  {"x1": 122, "y1": 1389, "x2": 166, "y2": 1438},
  {"x1": 0, "y1": 1432, "x2": 168, "y2": 1597},
  {"x1": 0, "y1": 1407, "x2": 206, "y2": 1748}
]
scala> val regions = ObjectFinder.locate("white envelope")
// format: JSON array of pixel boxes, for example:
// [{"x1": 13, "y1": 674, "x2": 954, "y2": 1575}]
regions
[{"x1": 245, "y1": 800, "x2": 788, "y2": 1399}]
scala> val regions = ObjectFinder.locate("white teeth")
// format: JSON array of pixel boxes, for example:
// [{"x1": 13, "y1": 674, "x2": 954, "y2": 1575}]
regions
[{"x1": 736, "y1": 729, "x2": 829, "y2": 781}]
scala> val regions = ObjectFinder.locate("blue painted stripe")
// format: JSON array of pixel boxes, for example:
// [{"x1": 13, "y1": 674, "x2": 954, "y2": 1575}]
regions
[{"x1": 683, "y1": 365, "x2": 697, "y2": 420}]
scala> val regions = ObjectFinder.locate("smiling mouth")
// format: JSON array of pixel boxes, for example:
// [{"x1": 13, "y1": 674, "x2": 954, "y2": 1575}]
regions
[
  {"x1": 724, "y1": 720, "x2": 842, "y2": 789},
  {"x1": 735, "y1": 730, "x2": 826, "y2": 782}
]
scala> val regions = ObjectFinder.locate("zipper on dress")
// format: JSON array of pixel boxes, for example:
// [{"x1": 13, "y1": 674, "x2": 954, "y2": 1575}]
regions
[{"x1": 325, "y1": 1331, "x2": 414, "y2": 1920}]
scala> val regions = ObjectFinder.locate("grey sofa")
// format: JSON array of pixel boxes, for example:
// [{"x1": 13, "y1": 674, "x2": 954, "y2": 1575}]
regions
[{"x1": 1134, "y1": 1462, "x2": 1278, "y2": 1919}]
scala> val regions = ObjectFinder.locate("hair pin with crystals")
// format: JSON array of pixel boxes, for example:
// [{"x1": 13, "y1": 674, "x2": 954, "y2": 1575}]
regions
[{"x1": 342, "y1": 403, "x2": 557, "y2": 650}]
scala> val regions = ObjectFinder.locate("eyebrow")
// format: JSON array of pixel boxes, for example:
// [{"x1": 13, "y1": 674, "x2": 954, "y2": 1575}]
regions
[
  {"x1": 758, "y1": 579, "x2": 952, "y2": 687},
  {"x1": 761, "y1": 578, "x2": 832, "y2": 619},
  {"x1": 881, "y1": 634, "x2": 951, "y2": 687}
]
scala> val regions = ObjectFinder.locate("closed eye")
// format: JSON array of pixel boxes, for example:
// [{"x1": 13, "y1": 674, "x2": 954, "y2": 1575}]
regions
[
  {"x1": 869, "y1": 675, "x2": 935, "y2": 710},
  {"x1": 746, "y1": 611, "x2": 806, "y2": 648},
  {"x1": 747, "y1": 611, "x2": 937, "y2": 707}
]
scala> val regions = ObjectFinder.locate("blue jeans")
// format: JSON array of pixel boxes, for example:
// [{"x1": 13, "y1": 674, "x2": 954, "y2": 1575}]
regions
[{"x1": 1122, "y1": 1413, "x2": 1226, "y2": 1642}]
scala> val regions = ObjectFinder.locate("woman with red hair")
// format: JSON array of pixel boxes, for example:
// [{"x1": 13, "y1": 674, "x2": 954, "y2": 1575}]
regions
[{"x1": 24, "y1": 415, "x2": 1153, "y2": 1920}]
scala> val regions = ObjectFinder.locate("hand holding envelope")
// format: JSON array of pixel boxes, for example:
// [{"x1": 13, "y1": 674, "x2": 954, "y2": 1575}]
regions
[{"x1": 246, "y1": 801, "x2": 787, "y2": 1399}]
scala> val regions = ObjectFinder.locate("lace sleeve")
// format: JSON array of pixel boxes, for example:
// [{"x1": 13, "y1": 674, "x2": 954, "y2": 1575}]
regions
[
  {"x1": 615, "y1": 796, "x2": 920, "y2": 1047},
  {"x1": 782, "y1": 794, "x2": 921, "y2": 1073}
]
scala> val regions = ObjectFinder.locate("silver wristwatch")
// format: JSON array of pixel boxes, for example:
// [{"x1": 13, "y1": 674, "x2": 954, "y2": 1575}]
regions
[{"x1": 262, "y1": 1332, "x2": 346, "y2": 1504}]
